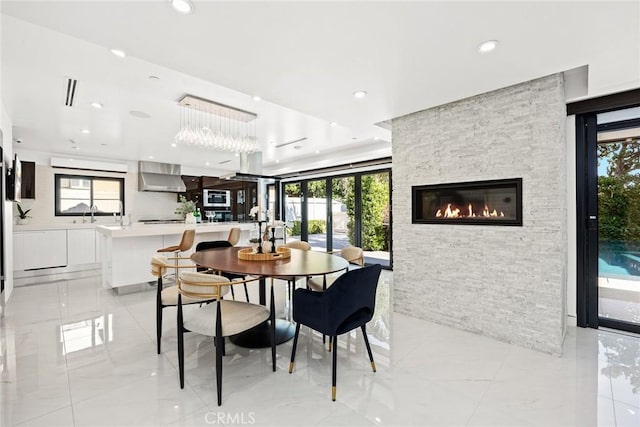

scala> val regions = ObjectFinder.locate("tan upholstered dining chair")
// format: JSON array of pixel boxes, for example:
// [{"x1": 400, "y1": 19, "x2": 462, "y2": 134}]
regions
[
  {"x1": 226, "y1": 227, "x2": 241, "y2": 246},
  {"x1": 273, "y1": 240, "x2": 312, "y2": 310},
  {"x1": 176, "y1": 272, "x2": 276, "y2": 406},
  {"x1": 151, "y1": 255, "x2": 219, "y2": 354},
  {"x1": 307, "y1": 245, "x2": 364, "y2": 292}
]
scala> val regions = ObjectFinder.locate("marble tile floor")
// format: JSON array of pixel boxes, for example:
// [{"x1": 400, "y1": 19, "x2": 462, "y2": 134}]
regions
[{"x1": 1, "y1": 271, "x2": 639, "y2": 426}]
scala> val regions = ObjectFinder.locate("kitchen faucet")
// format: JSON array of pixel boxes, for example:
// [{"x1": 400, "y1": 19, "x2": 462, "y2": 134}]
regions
[
  {"x1": 117, "y1": 201, "x2": 124, "y2": 226},
  {"x1": 90, "y1": 205, "x2": 98, "y2": 223}
]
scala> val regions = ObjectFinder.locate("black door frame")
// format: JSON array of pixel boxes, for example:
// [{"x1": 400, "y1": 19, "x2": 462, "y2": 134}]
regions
[
  {"x1": 575, "y1": 111, "x2": 640, "y2": 333},
  {"x1": 575, "y1": 113, "x2": 599, "y2": 328}
]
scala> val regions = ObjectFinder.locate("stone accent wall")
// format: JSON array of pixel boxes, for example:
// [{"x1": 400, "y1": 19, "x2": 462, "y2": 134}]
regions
[{"x1": 392, "y1": 74, "x2": 567, "y2": 354}]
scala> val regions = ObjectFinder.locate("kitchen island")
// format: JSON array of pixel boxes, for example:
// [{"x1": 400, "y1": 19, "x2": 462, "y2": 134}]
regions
[{"x1": 96, "y1": 222, "x2": 254, "y2": 293}]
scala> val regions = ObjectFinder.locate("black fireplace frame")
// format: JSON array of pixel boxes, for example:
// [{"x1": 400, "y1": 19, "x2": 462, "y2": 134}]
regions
[{"x1": 411, "y1": 178, "x2": 523, "y2": 226}]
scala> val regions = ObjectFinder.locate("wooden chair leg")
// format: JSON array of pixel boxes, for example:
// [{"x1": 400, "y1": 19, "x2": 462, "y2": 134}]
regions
[
  {"x1": 361, "y1": 325, "x2": 376, "y2": 372},
  {"x1": 332, "y1": 335, "x2": 337, "y2": 401},
  {"x1": 289, "y1": 323, "x2": 301, "y2": 373}
]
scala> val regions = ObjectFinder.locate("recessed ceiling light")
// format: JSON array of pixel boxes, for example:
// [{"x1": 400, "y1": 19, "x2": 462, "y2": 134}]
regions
[
  {"x1": 110, "y1": 48, "x2": 126, "y2": 58},
  {"x1": 171, "y1": 143, "x2": 177, "y2": 148},
  {"x1": 148, "y1": 155, "x2": 154, "y2": 159},
  {"x1": 478, "y1": 40, "x2": 499, "y2": 54},
  {"x1": 315, "y1": 150, "x2": 320, "y2": 154},
  {"x1": 373, "y1": 136, "x2": 379, "y2": 141},
  {"x1": 234, "y1": 153, "x2": 239, "y2": 157},
  {"x1": 330, "y1": 122, "x2": 338, "y2": 127},
  {"x1": 129, "y1": 110, "x2": 151, "y2": 119},
  {"x1": 252, "y1": 95, "x2": 262, "y2": 102},
  {"x1": 170, "y1": 0, "x2": 193, "y2": 14},
  {"x1": 352, "y1": 91, "x2": 367, "y2": 99},
  {"x1": 80, "y1": 129, "x2": 90, "y2": 134},
  {"x1": 205, "y1": 161, "x2": 210, "y2": 166},
  {"x1": 90, "y1": 102, "x2": 103, "y2": 109},
  {"x1": 275, "y1": 160, "x2": 280, "y2": 164}
]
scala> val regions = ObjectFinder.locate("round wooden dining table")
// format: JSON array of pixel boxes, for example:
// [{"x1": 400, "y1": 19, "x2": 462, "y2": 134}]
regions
[{"x1": 190, "y1": 246, "x2": 349, "y2": 348}]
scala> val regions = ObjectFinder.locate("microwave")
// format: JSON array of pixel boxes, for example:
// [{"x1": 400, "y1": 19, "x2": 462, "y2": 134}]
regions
[{"x1": 203, "y1": 189, "x2": 231, "y2": 208}]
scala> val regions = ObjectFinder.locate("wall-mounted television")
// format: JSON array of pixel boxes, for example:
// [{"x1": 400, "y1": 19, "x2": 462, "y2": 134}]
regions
[{"x1": 6, "y1": 153, "x2": 22, "y2": 202}]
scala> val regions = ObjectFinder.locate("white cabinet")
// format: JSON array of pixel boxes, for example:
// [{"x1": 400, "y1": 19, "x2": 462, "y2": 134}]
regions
[
  {"x1": 13, "y1": 230, "x2": 67, "y2": 270},
  {"x1": 13, "y1": 232, "x2": 26, "y2": 271},
  {"x1": 67, "y1": 229, "x2": 96, "y2": 265}
]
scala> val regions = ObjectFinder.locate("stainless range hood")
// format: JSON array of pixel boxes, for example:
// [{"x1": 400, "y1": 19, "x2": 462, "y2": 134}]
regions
[
  {"x1": 138, "y1": 161, "x2": 186, "y2": 192},
  {"x1": 220, "y1": 172, "x2": 277, "y2": 183},
  {"x1": 219, "y1": 152, "x2": 277, "y2": 183}
]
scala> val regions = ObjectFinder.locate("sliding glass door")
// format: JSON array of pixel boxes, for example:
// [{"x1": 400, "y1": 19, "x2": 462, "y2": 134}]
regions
[
  {"x1": 284, "y1": 182, "x2": 302, "y2": 242},
  {"x1": 331, "y1": 176, "x2": 355, "y2": 251},
  {"x1": 577, "y1": 105, "x2": 640, "y2": 333},
  {"x1": 597, "y1": 122, "x2": 640, "y2": 327},
  {"x1": 306, "y1": 179, "x2": 327, "y2": 251},
  {"x1": 360, "y1": 172, "x2": 391, "y2": 267},
  {"x1": 280, "y1": 169, "x2": 392, "y2": 268}
]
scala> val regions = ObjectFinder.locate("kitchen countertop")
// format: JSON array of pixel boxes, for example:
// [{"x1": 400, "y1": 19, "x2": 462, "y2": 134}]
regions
[
  {"x1": 14, "y1": 223, "x2": 101, "y2": 231},
  {"x1": 96, "y1": 222, "x2": 254, "y2": 238}
]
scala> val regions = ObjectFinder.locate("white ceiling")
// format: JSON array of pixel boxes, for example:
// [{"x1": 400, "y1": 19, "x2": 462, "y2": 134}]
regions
[{"x1": 1, "y1": 1, "x2": 639, "y2": 176}]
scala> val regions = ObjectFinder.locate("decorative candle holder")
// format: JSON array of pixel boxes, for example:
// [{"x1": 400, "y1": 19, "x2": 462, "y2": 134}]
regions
[
  {"x1": 256, "y1": 220, "x2": 265, "y2": 254},
  {"x1": 270, "y1": 227, "x2": 277, "y2": 253}
]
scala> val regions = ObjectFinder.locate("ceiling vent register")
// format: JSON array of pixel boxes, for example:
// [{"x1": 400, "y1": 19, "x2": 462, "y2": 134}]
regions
[
  {"x1": 275, "y1": 137, "x2": 307, "y2": 149},
  {"x1": 64, "y1": 77, "x2": 78, "y2": 107}
]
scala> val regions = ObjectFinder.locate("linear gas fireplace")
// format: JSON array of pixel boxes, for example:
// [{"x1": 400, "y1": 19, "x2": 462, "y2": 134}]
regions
[{"x1": 412, "y1": 178, "x2": 522, "y2": 226}]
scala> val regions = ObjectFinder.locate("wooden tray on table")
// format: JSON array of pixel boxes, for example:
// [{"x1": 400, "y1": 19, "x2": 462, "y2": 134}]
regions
[{"x1": 237, "y1": 246, "x2": 291, "y2": 261}]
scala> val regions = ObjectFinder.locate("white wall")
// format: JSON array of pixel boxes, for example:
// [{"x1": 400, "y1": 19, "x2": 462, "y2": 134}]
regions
[
  {"x1": 12, "y1": 149, "x2": 182, "y2": 226},
  {"x1": 1, "y1": 101, "x2": 14, "y2": 305}
]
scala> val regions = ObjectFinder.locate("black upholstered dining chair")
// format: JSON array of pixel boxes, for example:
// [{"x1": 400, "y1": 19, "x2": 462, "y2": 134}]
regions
[{"x1": 288, "y1": 264, "x2": 382, "y2": 401}]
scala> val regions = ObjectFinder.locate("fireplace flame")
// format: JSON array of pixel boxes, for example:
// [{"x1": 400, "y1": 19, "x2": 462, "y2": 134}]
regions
[{"x1": 434, "y1": 203, "x2": 505, "y2": 219}]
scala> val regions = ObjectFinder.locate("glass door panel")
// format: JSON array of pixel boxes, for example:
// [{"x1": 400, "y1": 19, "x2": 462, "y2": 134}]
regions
[
  {"x1": 306, "y1": 179, "x2": 327, "y2": 251},
  {"x1": 360, "y1": 172, "x2": 391, "y2": 267},
  {"x1": 331, "y1": 176, "x2": 355, "y2": 251},
  {"x1": 284, "y1": 182, "x2": 302, "y2": 242},
  {"x1": 597, "y1": 127, "x2": 640, "y2": 325}
]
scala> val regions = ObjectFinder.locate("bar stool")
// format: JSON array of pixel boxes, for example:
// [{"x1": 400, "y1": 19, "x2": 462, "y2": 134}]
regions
[{"x1": 157, "y1": 229, "x2": 196, "y2": 281}]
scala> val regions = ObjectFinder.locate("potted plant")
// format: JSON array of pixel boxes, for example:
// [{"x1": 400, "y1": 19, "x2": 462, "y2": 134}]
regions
[
  {"x1": 175, "y1": 195, "x2": 197, "y2": 227},
  {"x1": 16, "y1": 203, "x2": 31, "y2": 225}
]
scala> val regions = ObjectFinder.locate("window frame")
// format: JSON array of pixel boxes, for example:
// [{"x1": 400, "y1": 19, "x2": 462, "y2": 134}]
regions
[{"x1": 54, "y1": 174, "x2": 125, "y2": 217}]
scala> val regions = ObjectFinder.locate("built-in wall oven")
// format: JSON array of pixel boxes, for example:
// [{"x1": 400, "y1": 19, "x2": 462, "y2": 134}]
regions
[{"x1": 203, "y1": 189, "x2": 231, "y2": 208}]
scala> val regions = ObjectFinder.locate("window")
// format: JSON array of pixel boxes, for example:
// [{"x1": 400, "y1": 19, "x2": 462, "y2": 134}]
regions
[{"x1": 55, "y1": 174, "x2": 124, "y2": 216}]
